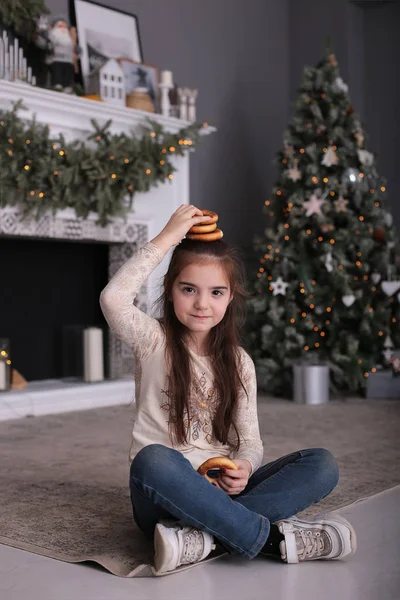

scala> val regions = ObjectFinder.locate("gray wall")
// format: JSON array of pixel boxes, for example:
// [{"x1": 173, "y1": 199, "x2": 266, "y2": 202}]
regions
[
  {"x1": 47, "y1": 0, "x2": 399, "y2": 258},
  {"x1": 48, "y1": 0, "x2": 290, "y2": 259}
]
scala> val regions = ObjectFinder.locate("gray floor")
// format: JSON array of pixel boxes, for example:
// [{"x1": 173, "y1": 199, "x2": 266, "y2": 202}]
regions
[{"x1": 1, "y1": 486, "x2": 399, "y2": 600}]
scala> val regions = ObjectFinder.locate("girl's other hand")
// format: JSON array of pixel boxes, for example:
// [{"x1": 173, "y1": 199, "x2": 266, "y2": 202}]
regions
[
  {"x1": 212, "y1": 459, "x2": 252, "y2": 495},
  {"x1": 151, "y1": 205, "x2": 212, "y2": 253}
]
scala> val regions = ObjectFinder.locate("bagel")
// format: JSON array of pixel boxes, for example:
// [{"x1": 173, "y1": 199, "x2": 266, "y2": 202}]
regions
[
  {"x1": 198, "y1": 209, "x2": 218, "y2": 225},
  {"x1": 189, "y1": 222, "x2": 217, "y2": 234},
  {"x1": 197, "y1": 457, "x2": 238, "y2": 483},
  {"x1": 186, "y1": 228, "x2": 223, "y2": 242}
]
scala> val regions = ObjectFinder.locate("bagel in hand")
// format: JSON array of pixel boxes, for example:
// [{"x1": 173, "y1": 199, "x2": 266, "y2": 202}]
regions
[{"x1": 197, "y1": 457, "x2": 238, "y2": 483}]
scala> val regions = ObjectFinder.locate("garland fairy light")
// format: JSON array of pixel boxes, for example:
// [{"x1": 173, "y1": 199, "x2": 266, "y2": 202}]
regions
[{"x1": 0, "y1": 100, "x2": 206, "y2": 226}]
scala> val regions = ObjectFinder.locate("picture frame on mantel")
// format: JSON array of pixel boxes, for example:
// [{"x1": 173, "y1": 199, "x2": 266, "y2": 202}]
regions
[
  {"x1": 118, "y1": 58, "x2": 159, "y2": 111},
  {"x1": 69, "y1": 0, "x2": 143, "y2": 91}
]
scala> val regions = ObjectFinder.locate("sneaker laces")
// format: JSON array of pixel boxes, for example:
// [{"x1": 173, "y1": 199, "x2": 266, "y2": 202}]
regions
[
  {"x1": 179, "y1": 528, "x2": 205, "y2": 565},
  {"x1": 296, "y1": 528, "x2": 325, "y2": 560}
]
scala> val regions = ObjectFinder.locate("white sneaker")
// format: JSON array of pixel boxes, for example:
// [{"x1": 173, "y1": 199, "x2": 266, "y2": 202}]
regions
[
  {"x1": 154, "y1": 520, "x2": 216, "y2": 573},
  {"x1": 276, "y1": 515, "x2": 357, "y2": 563}
]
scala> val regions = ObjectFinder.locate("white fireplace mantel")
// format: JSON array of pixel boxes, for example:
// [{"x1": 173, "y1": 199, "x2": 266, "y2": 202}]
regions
[
  {"x1": 0, "y1": 80, "x2": 216, "y2": 420},
  {"x1": 0, "y1": 80, "x2": 216, "y2": 303}
]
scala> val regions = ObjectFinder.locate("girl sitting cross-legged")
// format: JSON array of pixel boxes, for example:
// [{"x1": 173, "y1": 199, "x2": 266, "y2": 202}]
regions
[{"x1": 100, "y1": 204, "x2": 357, "y2": 574}]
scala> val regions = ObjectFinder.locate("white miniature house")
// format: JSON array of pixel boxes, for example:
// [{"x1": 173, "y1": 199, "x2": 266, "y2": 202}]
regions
[{"x1": 86, "y1": 58, "x2": 125, "y2": 106}]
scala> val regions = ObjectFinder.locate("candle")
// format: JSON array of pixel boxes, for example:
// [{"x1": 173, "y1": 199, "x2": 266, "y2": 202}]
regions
[
  {"x1": 0, "y1": 361, "x2": 6, "y2": 391},
  {"x1": 161, "y1": 70, "x2": 173, "y2": 87},
  {"x1": 22, "y1": 57, "x2": 27, "y2": 80},
  {"x1": 5, "y1": 52, "x2": 9, "y2": 81},
  {"x1": 83, "y1": 327, "x2": 104, "y2": 383},
  {"x1": 14, "y1": 37, "x2": 19, "y2": 79},
  {"x1": 27, "y1": 66, "x2": 32, "y2": 83},
  {"x1": 0, "y1": 39, "x2": 4, "y2": 79},
  {"x1": 19, "y1": 48, "x2": 23, "y2": 79},
  {"x1": 9, "y1": 47, "x2": 13, "y2": 80}
]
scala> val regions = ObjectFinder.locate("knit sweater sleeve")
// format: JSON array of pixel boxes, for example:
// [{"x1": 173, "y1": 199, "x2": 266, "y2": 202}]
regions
[
  {"x1": 231, "y1": 349, "x2": 264, "y2": 474},
  {"x1": 100, "y1": 242, "x2": 166, "y2": 361}
]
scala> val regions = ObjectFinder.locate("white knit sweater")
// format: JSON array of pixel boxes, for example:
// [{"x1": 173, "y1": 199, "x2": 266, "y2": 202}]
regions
[{"x1": 100, "y1": 242, "x2": 264, "y2": 473}]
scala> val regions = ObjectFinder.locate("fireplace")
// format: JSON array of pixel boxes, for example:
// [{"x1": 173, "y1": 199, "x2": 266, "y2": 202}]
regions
[
  {"x1": 0, "y1": 207, "x2": 148, "y2": 381},
  {"x1": 1, "y1": 237, "x2": 109, "y2": 381},
  {"x1": 0, "y1": 80, "x2": 214, "y2": 419}
]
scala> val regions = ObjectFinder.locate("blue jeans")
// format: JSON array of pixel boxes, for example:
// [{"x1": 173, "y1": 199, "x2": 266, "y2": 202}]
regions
[{"x1": 129, "y1": 444, "x2": 339, "y2": 560}]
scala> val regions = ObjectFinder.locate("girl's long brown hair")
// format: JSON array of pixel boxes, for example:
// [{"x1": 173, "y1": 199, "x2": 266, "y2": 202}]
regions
[{"x1": 155, "y1": 239, "x2": 248, "y2": 451}]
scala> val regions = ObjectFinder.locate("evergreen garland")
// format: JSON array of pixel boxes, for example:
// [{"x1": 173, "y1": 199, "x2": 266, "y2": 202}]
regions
[
  {"x1": 0, "y1": 100, "x2": 205, "y2": 226},
  {"x1": 0, "y1": 0, "x2": 49, "y2": 41}
]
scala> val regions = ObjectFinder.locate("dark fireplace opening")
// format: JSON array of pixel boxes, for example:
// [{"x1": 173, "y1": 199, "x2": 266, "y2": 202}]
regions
[{"x1": 0, "y1": 237, "x2": 109, "y2": 382}]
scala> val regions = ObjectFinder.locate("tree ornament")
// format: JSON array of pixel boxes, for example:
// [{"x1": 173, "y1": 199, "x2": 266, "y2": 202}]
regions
[
  {"x1": 329, "y1": 54, "x2": 338, "y2": 67},
  {"x1": 345, "y1": 105, "x2": 354, "y2": 116},
  {"x1": 287, "y1": 166, "x2": 302, "y2": 182},
  {"x1": 334, "y1": 77, "x2": 349, "y2": 93},
  {"x1": 381, "y1": 281, "x2": 400, "y2": 297},
  {"x1": 392, "y1": 352, "x2": 400, "y2": 376},
  {"x1": 371, "y1": 273, "x2": 381, "y2": 284},
  {"x1": 321, "y1": 223, "x2": 334, "y2": 233},
  {"x1": 357, "y1": 149, "x2": 374, "y2": 167},
  {"x1": 284, "y1": 145, "x2": 294, "y2": 158},
  {"x1": 384, "y1": 334, "x2": 394, "y2": 349},
  {"x1": 382, "y1": 348, "x2": 394, "y2": 364},
  {"x1": 324, "y1": 251, "x2": 333, "y2": 273},
  {"x1": 334, "y1": 195, "x2": 349, "y2": 213},
  {"x1": 384, "y1": 212, "x2": 393, "y2": 227},
  {"x1": 321, "y1": 146, "x2": 339, "y2": 167},
  {"x1": 270, "y1": 276, "x2": 289, "y2": 296},
  {"x1": 304, "y1": 192, "x2": 326, "y2": 216},
  {"x1": 342, "y1": 295, "x2": 356, "y2": 307},
  {"x1": 373, "y1": 227, "x2": 386, "y2": 243},
  {"x1": 354, "y1": 131, "x2": 365, "y2": 148}
]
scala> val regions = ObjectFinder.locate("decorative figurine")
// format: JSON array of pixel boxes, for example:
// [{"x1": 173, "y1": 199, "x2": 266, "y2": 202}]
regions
[{"x1": 35, "y1": 14, "x2": 80, "y2": 93}]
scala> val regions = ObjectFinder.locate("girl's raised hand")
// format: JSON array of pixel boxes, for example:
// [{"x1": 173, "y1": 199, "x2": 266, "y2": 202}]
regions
[{"x1": 151, "y1": 205, "x2": 212, "y2": 253}]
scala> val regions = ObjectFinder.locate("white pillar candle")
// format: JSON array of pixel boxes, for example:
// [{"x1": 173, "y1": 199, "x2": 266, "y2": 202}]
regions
[
  {"x1": 160, "y1": 70, "x2": 173, "y2": 86},
  {"x1": 27, "y1": 66, "x2": 32, "y2": 83},
  {"x1": 83, "y1": 327, "x2": 104, "y2": 383},
  {"x1": 9, "y1": 47, "x2": 13, "y2": 80},
  {"x1": 0, "y1": 39, "x2": 4, "y2": 79},
  {"x1": 19, "y1": 48, "x2": 23, "y2": 79},
  {"x1": 0, "y1": 361, "x2": 7, "y2": 391},
  {"x1": 22, "y1": 57, "x2": 27, "y2": 80},
  {"x1": 5, "y1": 52, "x2": 9, "y2": 81},
  {"x1": 14, "y1": 37, "x2": 19, "y2": 79}
]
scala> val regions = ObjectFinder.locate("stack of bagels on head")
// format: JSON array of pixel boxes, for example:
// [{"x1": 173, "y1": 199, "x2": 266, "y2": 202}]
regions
[{"x1": 187, "y1": 209, "x2": 224, "y2": 242}]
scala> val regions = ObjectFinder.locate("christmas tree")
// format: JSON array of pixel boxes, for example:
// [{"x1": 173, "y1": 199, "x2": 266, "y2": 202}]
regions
[{"x1": 247, "y1": 49, "x2": 400, "y2": 397}]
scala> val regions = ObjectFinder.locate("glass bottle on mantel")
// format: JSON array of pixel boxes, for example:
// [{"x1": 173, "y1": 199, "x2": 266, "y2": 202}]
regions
[{"x1": 0, "y1": 338, "x2": 11, "y2": 391}]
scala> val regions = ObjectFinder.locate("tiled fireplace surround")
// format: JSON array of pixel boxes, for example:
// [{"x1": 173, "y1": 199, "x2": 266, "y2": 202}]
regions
[{"x1": 0, "y1": 81, "x2": 214, "y2": 419}]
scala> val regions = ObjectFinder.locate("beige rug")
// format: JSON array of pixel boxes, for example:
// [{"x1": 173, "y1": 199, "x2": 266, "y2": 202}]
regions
[{"x1": 0, "y1": 398, "x2": 399, "y2": 576}]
